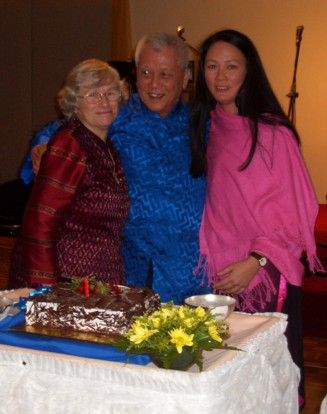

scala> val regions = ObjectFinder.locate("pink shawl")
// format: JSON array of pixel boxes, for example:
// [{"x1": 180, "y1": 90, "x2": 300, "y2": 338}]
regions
[{"x1": 199, "y1": 104, "x2": 323, "y2": 310}]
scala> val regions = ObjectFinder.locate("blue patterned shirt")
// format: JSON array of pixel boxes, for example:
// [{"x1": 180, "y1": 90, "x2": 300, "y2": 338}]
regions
[{"x1": 110, "y1": 95, "x2": 210, "y2": 303}]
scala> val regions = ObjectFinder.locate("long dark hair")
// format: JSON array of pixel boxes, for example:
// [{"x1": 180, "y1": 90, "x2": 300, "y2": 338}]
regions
[{"x1": 190, "y1": 29, "x2": 300, "y2": 177}]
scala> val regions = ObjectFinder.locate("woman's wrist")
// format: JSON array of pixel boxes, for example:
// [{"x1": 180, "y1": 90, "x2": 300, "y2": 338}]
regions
[{"x1": 248, "y1": 255, "x2": 261, "y2": 271}]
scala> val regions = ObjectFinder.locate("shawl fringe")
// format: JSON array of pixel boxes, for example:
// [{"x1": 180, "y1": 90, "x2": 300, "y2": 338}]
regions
[{"x1": 307, "y1": 253, "x2": 326, "y2": 274}]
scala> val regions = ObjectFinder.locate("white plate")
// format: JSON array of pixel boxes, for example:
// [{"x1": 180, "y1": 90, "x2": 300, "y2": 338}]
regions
[{"x1": 184, "y1": 294, "x2": 236, "y2": 320}]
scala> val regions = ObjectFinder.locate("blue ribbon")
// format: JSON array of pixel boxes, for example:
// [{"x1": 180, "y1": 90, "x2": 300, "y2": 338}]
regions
[
  {"x1": 16, "y1": 287, "x2": 53, "y2": 311},
  {"x1": 29, "y1": 287, "x2": 53, "y2": 297}
]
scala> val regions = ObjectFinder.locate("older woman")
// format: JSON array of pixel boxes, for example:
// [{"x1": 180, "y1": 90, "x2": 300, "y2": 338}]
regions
[{"x1": 10, "y1": 59, "x2": 129, "y2": 287}]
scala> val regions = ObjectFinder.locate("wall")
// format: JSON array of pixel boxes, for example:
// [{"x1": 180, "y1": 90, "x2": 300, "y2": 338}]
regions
[
  {"x1": 0, "y1": 0, "x2": 112, "y2": 183},
  {"x1": 130, "y1": 0, "x2": 327, "y2": 203},
  {"x1": 0, "y1": 1, "x2": 32, "y2": 184}
]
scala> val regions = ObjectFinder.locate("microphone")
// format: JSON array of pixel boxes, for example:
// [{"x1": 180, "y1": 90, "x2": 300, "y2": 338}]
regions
[
  {"x1": 177, "y1": 25, "x2": 186, "y2": 40},
  {"x1": 296, "y1": 25, "x2": 304, "y2": 43}
]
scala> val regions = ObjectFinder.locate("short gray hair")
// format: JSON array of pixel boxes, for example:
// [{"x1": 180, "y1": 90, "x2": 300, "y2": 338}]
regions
[
  {"x1": 56, "y1": 59, "x2": 127, "y2": 119},
  {"x1": 135, "y1": 32, "x2": 189, "y2": 70}
]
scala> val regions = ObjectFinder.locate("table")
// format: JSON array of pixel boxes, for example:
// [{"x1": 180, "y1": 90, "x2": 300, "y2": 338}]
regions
[{"x1": 0, "y1": 312, "x2": 299, "y2": 414}]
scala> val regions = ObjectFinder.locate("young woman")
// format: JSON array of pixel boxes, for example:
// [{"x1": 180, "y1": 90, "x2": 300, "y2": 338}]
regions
[
  {"x1": 190, "y1": 29, "x2": 324, "y2": 408},
  {"x1": 10, "y1": 59, "x2": 129, "y2": 287}
]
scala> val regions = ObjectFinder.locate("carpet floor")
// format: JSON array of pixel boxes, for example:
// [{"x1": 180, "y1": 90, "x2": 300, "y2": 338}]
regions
[{"x1": 302, "y1": 274, "x2": 327, "y2": 338}]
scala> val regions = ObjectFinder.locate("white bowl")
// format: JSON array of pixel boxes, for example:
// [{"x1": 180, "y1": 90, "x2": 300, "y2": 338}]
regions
[{"x1": 184, "y1": 294, "x2": 236, "y2": 320}]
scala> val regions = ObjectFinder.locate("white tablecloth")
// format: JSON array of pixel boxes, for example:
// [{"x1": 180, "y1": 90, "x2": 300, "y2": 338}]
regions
[
  {"x1": 321, "y1": 394, "x2": 327, "y2": 414},
  {"x1": 0, "y1": 312, "x2": 299, "y2": 414}
]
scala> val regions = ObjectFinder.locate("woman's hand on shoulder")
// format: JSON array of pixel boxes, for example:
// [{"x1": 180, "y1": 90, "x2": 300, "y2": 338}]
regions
[{"x1": 214, "y1": 256, "x2": 260, "y2": 294}]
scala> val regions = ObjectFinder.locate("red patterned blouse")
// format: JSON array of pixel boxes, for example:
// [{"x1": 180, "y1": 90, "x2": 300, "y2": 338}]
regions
[{"x1": 10, "y1": 117, "x2": 130, "y2": 287}]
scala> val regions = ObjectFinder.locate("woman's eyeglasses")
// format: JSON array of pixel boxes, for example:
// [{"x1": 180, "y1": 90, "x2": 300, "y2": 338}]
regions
[{"x1": 78, "y1": 90, "x2": 122, "y2": 104}]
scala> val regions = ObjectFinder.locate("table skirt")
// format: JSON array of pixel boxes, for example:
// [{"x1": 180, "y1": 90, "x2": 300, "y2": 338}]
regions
[{"x1": 0, "y1": 313, "x2": 299, "y2": 414}]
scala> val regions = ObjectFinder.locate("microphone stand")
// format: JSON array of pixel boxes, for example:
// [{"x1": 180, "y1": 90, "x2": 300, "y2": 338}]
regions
[
  {"x1": 287, "y1": 25, "x2": 304, "y2": 125},
  {"x1": 176, "y1": 26, "x2": 199, "y2": 56},
  {"x1": 176, "y1": 26, "x2": 199, "y2": 101}
]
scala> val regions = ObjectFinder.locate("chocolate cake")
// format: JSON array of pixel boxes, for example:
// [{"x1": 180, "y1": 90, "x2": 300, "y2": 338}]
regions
[{"x1": 25, "y1": 282, "x2": 161, "y2": 336}]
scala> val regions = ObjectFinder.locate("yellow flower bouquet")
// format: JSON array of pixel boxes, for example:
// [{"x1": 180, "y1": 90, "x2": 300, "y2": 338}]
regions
[{"x1": 113, "y1": 303, "x2": 237, "y2": 371}]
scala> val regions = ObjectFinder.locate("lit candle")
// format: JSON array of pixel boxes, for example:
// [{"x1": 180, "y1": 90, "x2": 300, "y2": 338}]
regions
[{"x1": 83, "y1": 277, "x2": 90, "y2": 298}]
